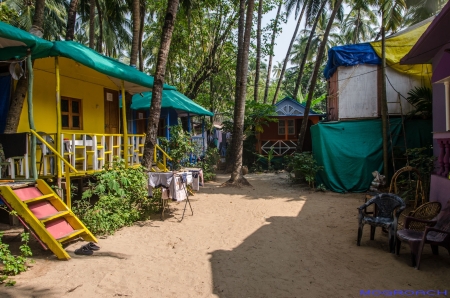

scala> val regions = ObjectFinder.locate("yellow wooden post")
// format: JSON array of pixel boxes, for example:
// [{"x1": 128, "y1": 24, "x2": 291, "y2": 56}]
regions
[
  {"x1": 55, "y1": 57, "x2": 62, "y2": 181},
  {"x1": 121, "y1": 80, "x2": 129, "y2": 168}
]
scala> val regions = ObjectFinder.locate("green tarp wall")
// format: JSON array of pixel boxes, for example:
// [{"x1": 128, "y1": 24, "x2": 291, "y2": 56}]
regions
[{"x1": 311, "y1": 118, "x2": 432, "y2": 193}]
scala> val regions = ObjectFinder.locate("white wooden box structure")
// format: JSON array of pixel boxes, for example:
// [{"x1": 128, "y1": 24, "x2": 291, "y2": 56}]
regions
[{"x1": 327, "y1": 65, "x2": 422, "y2": 121}]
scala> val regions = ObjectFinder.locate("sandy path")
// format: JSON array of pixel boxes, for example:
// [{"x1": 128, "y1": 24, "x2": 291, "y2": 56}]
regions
[{"x1": 1, "y1": 173, "x2": 449, "y2": 297}]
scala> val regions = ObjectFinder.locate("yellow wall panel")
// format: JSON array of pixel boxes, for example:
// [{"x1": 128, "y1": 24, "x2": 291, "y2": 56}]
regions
[{"x1": 18, "y1": 57, "x2": 119, "y2": 135}]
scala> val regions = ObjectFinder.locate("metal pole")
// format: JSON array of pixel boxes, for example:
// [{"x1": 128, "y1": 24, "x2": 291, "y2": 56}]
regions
[
  {"x1": 26, "y1": 54, "x2": 38, "y2": 180},
  {"x1": 121, "y1": 80, "x2": 129, "y2": 168},
  {"x1": 166, "y1": 110, "x2": 170, "y2": 140},
  {"x1": 55, "y1": 57, "x2": 62, "y2": 189}
]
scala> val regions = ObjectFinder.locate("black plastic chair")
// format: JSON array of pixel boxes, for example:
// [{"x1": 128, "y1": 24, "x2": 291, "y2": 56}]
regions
[{"x1": 357, "y1": 193, "x2": 406, "y2": 253}]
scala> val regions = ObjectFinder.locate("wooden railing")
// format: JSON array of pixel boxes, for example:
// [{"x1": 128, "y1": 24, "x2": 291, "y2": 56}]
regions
[{"x1": 437, "y1": 138, "x2": 450, "y2": 178}]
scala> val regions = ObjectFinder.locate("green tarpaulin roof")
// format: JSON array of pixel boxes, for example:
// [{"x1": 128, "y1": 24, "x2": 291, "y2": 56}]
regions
[
  {"x1": 0, "y1": 22, "x2": 176, "y2": 93},
  {"x1": 130, "y1": 90, "x2": 214, "y2": 117},
  {"x1": 0, "y1": 21, "x2": 53, "y2": 60},
  {"x1": 49, "y1": 41, "x2": 175, "y2": 93}
]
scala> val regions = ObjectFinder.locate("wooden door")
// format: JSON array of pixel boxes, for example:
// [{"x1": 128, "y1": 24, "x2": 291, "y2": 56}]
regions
[
  {"x1": 104, "y1": 89, "x2": 119, "y2": 134},
  {"x1": 136, "y1": 111, "x2": 146, "y2": 134}
]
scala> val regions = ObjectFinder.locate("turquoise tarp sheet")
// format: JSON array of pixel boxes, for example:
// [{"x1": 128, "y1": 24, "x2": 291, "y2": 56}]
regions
[
  {"x1": 311, "y1": 118, "x2": 432, "y2": 193},
  {"x1": 130, "y1": 90, "x2": 213, "y2": 117}
]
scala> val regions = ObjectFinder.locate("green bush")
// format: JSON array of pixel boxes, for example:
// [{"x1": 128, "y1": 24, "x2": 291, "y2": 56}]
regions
[
  {"x1": 285, "y1": 152, "x2": 323, "y2": 189},
  {"x1": 158, "y1": 124, "x2": 195, "y2": 170},
  {"x1": 73, "y1": 158, "x2": 159, "y2": 235},
  {"x1": 0, "y1": 210, "x2": 33, "y2": 286},
  {"x1": 197, "y1": 147, "x2": 220, "y2": 181}
]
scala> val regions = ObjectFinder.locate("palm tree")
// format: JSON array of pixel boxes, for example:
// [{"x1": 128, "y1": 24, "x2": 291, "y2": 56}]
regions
[
  {"x1": 254, "y1": 0, "x2": 263, "y2": 102},
  {"x1": 4, "y1": 0, "x2": 48, "y2": 134},
  {"x1": 130, "y1": 0, "x2": 140, "y2": 67},
  {"x1": 89, "y1": 0, "x2": 95, "y2": 48},
  {"x1": 142, "y1": 0, "x2": 180, "y2": 169},
  {"x1": 292, "y1": 0, "x2": 327, "y2": 99},
  {"x1": 66, "y1": 0, "x2": 79, "y2": 40},
  {"x1": 403, "y1": 0, "x2": 446, "y2": 26},
  {"x1": 297, "y1": 0, "x2": 344, "y2": 151},
  {"x1": 272, "y1": 61, "x2": 283, "y2": 79},
  {"x1": 342, "y1": 0, "x2": 378, "y2": 44},
  {"x1": 263, "y1": 0, "x2": 283, "y2": 104},
  {"x1": 228, "y1": 0, "x2": 255, "y2": 184},
  {"x1": 272, "y1": 0, "x2": 311, "y2": 105}
]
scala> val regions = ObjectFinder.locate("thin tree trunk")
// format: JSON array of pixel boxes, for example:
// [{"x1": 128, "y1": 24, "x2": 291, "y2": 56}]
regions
[
  {"x1": 293, "y1": 0, "x2": 326, "y2": 99},
  {"x1": 381, "y1": 14, "x2": 389, "y2": 178},
  {"x1": 95, "y1": 0, "x2": 103, "y2": 53},
  {"x1": 139, "y1": 2, "x2": 146, "y2": 71},
  {"x1": 263, "y1": 0, "x2": 282, "y2": 104},
  {"x1": 4, "y1": 0, "x2": 46, "y2": 133},
  {"x1": 226, "y1": 0, "x2": 246, "y2": 173},
  {"x1": 297, "y1": 0, "x2": 344, "y2": 151},
  {"x1": 353, "y1": 9, "x2": 360, "y2": 44},
  {"x1": 65, "y1": 0, "x2": 79, "y2": 40},
  {"x1": 89, "y1": 0, "x2": 95, "y2": 49},
  {"x1": 254, "y1": 0, "x2": 264, "y2": 102},
  {"x1": 142, "y1": 0, "x2": 179, "y2": 169},
  {"x1": 228, "y1": 0, "x2": 255, "y2": 184},
  {"x1": 272, "y1": 2, "x2": 307, "y2": 105},
  {"x1": 130, "y1": 0, "x2": 141, "y2": 67}
]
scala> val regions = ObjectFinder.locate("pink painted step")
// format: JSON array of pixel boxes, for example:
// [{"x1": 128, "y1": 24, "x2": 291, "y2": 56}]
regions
[
  {"x1": 13, "y1": 187, "x2": 43, "y2": 201},
  {"x1": 28, "y1": 201, "x2": 58, "y2": 219},
  {"x1": 45, "y1": 218, "x2": 74, "y2": 240}
]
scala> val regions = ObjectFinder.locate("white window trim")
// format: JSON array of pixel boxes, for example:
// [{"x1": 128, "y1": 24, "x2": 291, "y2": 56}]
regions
[{"x1": 278, "y1": 119, "x2": 295, "y2": 135}]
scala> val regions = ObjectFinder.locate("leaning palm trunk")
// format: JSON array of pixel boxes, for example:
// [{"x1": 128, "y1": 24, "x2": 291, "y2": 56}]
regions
[
  {"x1": 254, "y1": 0, "x2": 264, "y2": 102},
  {"x1": 297, "y1": 0, "x2": 344, "y2": 151},
  {"x1": 130, "y1": 0, "x2": 141, "y2": 67},
  {"x1": 292, "y1": 0, "x2": 327, "y2": 99},
  {"x1": 142, "y1": 0, "x2": 179, "y2": 169},
  {"x1": 227, "y1": 0, "x2": 255, "y2": 184},
  {"x1": 272, "y1": 3, "x2": 307, "y2": 105},
  {"x1": 263, "y1": 0, "x2": 282, "y2": 104},
  {"x1": 4, "y1": 0, "x2": 46, "y2": 134}
]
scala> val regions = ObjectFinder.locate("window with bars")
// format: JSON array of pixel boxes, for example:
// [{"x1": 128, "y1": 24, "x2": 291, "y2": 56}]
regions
[
  {"x1": 61, "y1": 97, "x2": 83, "y2": 130},
  {"x1": 278, "y1": 120, "x2": 295, "y2": 135}
]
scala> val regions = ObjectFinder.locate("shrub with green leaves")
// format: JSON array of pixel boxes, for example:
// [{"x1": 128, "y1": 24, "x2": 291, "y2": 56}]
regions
[
  {"x1": 197, "y1": 147, "x2": 220, "y2": 181},
  {"x1": 73, "y1": 158, "x2": 158, "y2": 235},
  {"x1": 0, "y1": 215, "x2": 33, "y2": 287},
  {"x1": 285, "y1": 152, "x2": 323, "y2": 189},
  {"x1": 158, "y1": 124, "x2": 195, "y2": 170}
]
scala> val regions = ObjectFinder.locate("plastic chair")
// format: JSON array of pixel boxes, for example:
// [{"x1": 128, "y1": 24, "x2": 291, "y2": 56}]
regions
[{"x1": 357, "y1": 193, "x2": 406, "y2": 253}]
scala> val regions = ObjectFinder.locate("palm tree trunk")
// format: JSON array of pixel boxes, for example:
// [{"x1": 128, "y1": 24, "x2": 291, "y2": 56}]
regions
[
  {"x1": 142, "y1": 0, "x2": 179, "y2": 169},
  {"x1": 228, "y1": 0, "x2": 255, "y2": 183},
  {"x1": 4, "y1": 0, "x2": 46, "y2": 133},
  {"x1": 263, "y1": 0, "x2": 282, "y2": 104},
  {"x1": 297, "y1": 0, "x2": 344, "y2": 151},
  {"x1": 381, "y1": 13, "x2": 389, "y2": 178},
  {"x1": 226, "y1": 0, "x2": 246, "y2": 173},
  {"x1": 292, "y1": 0, "x2": 326, "y2": 99},
  {"x1": 139, "y1": 2, "x2": 146, "y2": 71},
  {"x1": 272, "y1": 2, "x2": 307, "y2": 105},
  {"x1": 254, "y1": 0, "x2": 264, "y2": 102},
  {"x1": 95, "y1": 0, "x2": 103, "y2": 53},
  {"x1": 65, "y1": 0, "x2": 79, "y2": 40},
  {"x1": 89, "y1": 0, "x2": 95, "y2": 49},
  {"x1": 130, "y1": 0, "x2": 141, "y2": 67}
]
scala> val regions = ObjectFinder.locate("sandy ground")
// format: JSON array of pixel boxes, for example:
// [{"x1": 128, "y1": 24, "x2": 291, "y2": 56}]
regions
[{"x1": 1, "y1": 172, "x2": 449, "y2": 298}]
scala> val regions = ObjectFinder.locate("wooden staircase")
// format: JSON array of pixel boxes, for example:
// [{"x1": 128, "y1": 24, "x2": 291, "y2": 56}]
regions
[{"x1": 0, "y1": 179, "x2": 97, "y2": 260}]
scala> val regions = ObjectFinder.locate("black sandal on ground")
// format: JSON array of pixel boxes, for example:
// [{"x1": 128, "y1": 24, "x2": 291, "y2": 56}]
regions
[
  {"x1": 74, "y1": 246, "x2": 93, "y2": 255},
  {"x1": 86, "y1": 242, "x2": 100, "y2": 251}
]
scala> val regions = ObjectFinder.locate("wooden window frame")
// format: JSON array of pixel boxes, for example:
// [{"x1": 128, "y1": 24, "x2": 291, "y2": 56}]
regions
[
  {"x1": 61, "y1": 97, "x2": 83, "y2": 130},
  {"x1": 278, "y1": 119, "x2": 295, "y2": 135}
]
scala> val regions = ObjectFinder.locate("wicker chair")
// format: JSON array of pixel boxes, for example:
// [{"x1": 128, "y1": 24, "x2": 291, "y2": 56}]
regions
[
  {"x1": 389, "y1": 166, "x2": 425, "y2": 209},
  {"x1": 357, "y1": 193, "x2": 406, "y2": 253},
  {"x1": 396, "y1": 200, "x2": 450, "y2": 269},
  {"x1": 397, "y1": 202, "x2": 442, "y2": 231}
]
